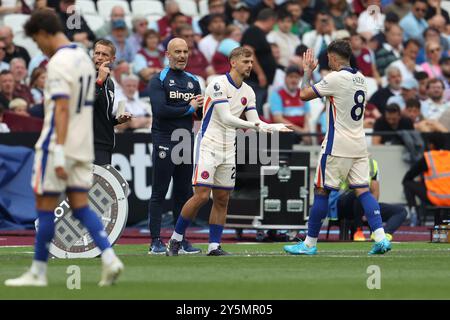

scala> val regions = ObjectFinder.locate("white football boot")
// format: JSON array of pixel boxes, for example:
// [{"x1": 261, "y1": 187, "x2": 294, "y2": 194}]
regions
[
  {"x1": 5, "y1": 271, "x2": 48, "y2": 287},
  {"x1": 98, "y1": 256, "x2": 124, "y2": 287}
]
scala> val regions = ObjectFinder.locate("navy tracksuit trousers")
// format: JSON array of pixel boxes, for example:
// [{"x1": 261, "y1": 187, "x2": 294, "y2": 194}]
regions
[{"x1": 148, "y1": 136, "x2": 193, "y2": 239}]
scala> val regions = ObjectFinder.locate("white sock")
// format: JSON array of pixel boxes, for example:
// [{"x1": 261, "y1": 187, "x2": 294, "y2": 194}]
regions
[
  {"x1": 304, "y1": 236, "x2": 317, "y2": 248},
  {"x1": 101, "y1": 248, "x2": 117, "y2": 265},
  {"x1": 373, "y1": 228, "x2": 386, "y2": 242},
  {"x1": 171, "y1": 232, "x2": 183, "y2": 242},
  {"x1": 30, "y1": 260, "x2": 47, "y2": 277},
  {"x1": 208, "y1": 242, "x2": 219, "y2": 252},
  {"x1": 407, "y1": 206, "x2": 417, "y2": 218}
]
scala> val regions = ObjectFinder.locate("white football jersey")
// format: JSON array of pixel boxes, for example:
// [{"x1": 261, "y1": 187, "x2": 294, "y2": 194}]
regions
[
  {"x1": 35, "y1": 44, "x2": 95, "y2": 162},
  {"x1": 200, "y1": 74, "x2": 256, "y2": 147},
  {"x1": 312, "y1": 68, "x2": 369, "y2": 158}
]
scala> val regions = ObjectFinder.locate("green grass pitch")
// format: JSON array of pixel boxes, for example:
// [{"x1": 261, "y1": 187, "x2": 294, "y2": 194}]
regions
[{"x1": 1, "y1": 242, "x2": 450, "y2": 300}]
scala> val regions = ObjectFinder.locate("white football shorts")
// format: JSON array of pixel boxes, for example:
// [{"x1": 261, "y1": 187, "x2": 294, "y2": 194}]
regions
[
  {"x1": 314, "y1": 151, "x2": 369, "y2": 191},
  {"x1": 192, "y1": 135, "x2": 235, "y2": 190},
  {"x1": 32, "y1": 149, "x2": 93, "y2": 195}
]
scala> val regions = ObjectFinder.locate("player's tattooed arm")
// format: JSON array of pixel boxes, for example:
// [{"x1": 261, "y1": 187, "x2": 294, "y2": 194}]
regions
[
  {"x1": 299, "y1": 78, "x2": 319, "y2": 101},
  {"x1": 300, "y1": 72, "x2": 312, "y2": 90}
]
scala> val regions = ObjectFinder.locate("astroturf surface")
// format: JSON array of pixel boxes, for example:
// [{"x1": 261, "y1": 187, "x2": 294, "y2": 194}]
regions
[{"x1": 1, "y1": 242, "x2": 450, "y2": 300}]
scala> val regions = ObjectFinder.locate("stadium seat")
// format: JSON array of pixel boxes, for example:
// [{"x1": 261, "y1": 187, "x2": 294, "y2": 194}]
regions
[
  {"x1": 3, "y1": 111, "x2": 43, "y2": 132},
  {"x1": 196, "y1": 75, "x2": 206, "y2": 94},
  {"x1": 178, "y1": 0, "x2": 199, "y2": 17},
  {"x1": 366, "y1": 77, "x2": 378, "y2": 100},
  {"x1": 4, "y1": 14, "x2": 29, "y2": 35},
  {"x1": 11, "y1": 31, "x2": 41, "y2": 61},
  {"x1": 76, "y1": 0, "x2": 97, "y2": 15},
  {"x1": 131, "y1": 0, "x2": 164, "y2": 16},
  {"x1": 97, "y1": 0, "x2": 130, "y2": 20},
  {"x1": 442, "y1": 1, "x2": 450, "y2": 14},
  {"x1": 199, "y1": 0, "x2": 209, "y2": 16},
  {"x1": 262, "y1": 102, "x2": 271, "y2": 120},
  {"x1": 146, "y1": 14, "x2": 162, "y2": 25},
  {"x1": 84, "y1": 14, "x2": 106, "y2": 33},
  {"x1": 125, "y1": 15, "x2": 132, "y2": 29}
]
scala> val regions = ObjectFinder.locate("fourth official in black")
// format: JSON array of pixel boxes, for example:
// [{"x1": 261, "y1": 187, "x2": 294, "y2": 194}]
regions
[{"x1": 93, "y1": 39, "x2": 131, "y2": 165}]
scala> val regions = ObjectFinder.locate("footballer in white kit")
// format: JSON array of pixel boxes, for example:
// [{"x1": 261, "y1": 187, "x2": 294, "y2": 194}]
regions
[
  {"x1": 166, "y1": 47, "x2": 291, "y2": 257},
  {"x1": 284, "y1": 41, "x2": 391, "y2": 256},
  {"x1": 32, "y1": 44, "x2": 95, "y2": 195},
  {"x1": 193, "y1": 73, "x2": 257, "y2": 189},
  {"x1": 311, "y1": 64, "x2": 370, "y2": 190},
  {"x1": 5, "y1": 9, "x2": 123, "y2": 288}
]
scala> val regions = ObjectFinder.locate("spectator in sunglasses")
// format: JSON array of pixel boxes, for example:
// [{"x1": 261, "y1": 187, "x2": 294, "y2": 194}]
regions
[
  {"x1": 421, "y1": 41, "x2": 443, "y2": 78},
  {"x1": 399, "y1": 0, "x2": 429, "y2": 44}
]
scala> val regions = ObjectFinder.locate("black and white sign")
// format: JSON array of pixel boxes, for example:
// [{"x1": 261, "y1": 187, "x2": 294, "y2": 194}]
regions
[{"x1": 42, "y1": 165, "x2": 129, "y2": 258}]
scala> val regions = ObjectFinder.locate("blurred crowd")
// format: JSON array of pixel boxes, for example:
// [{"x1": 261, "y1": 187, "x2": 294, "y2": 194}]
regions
[{"x1": 0, "y1": 0, "x2": 449, "y2": 146}]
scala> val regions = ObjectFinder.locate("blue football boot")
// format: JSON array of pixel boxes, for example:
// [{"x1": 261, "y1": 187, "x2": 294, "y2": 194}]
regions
[
  {"x1": 179, "y1": 239, "x2": 202, "y2": 254},
  {"x1": 368, "y1": 238, "x2": 392, "y2": 255},
  {"x1": 284, "y1": 241, "x2": 317, "y2": 255},
  {"x1": 148, "y1": 238, "x2": 166, "y2": 255}
]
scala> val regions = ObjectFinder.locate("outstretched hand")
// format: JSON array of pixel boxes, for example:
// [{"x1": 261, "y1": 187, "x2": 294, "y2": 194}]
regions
[
  {"x1": 269, "y1": 123, "x2": 294, "y2": 132},
  {"x1": 303, "y1": 48, "x2": 319, "y2": 74},
  {"x1": 256, "y1": 123, "x2": 294, "y2": 133}
]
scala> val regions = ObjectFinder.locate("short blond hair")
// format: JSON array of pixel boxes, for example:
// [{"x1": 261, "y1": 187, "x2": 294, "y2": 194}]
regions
[
  {"x1": 9, "y1": 98, "x2": 28, "y2": 110},
  {"x1": 229, "y1": 46, "x2": 252, "y2": 62}
]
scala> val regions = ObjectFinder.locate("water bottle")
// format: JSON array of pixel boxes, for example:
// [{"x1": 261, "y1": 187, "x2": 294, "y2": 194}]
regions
[
  {"x1": 439, "y1": 225, "x2": 448, "y2": 243},
  {"x1": 432, "y1": 226, "x2": 440, "y2": 243},
  {"x1": 410, "y1": 211, "x2": 418, "y2": 227}
]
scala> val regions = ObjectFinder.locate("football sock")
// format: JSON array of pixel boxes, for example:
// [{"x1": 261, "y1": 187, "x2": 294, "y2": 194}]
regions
[
  {"x1": 101, "y1": 248, "x2": 116, "y2": 265},
  {"x1": 34, "y1": 210, "x2": 55, "y2": 262},
  {"x1": 372, "y1": 228, "x2": 386, "y2": 243},
  {"x1": 171, "y1": 232, "x2": 183, "y2": 242},
  {"x1": 358, "y1": 191, "x2": 385, "y2": 241},
  {"x1": 304, "y1": 236, "x2": 318, "y2": 248},
  {"x1": 306, "y1": 194, "x2": 329, "y2": 245},
  {"x1": 173, "y1": 215, "x2": 191, "y2": 240},
  {"x1": 209, "y1": 224, "x2": 223, "y2": 251},
  {"x1": 30, "y1": 260, "x2": 47, "y2": 277},
  {"x1": 208, "y1": 242, "x2": 220, "y2": 252},
  {"x1": 73, "y1": 206, "x2": 111, "y2": 252}
]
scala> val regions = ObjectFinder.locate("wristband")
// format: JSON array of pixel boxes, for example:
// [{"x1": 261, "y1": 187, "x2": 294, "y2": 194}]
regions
[
  {"x1": 96, "y1": 78, "x2": 104, "y2": 86},
  {"x1": 53, "y1": 144, "x2": 65, "y2": 168},
  {"x1": 183, "y1": 106, "x2": 195, "y2": 116}
]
